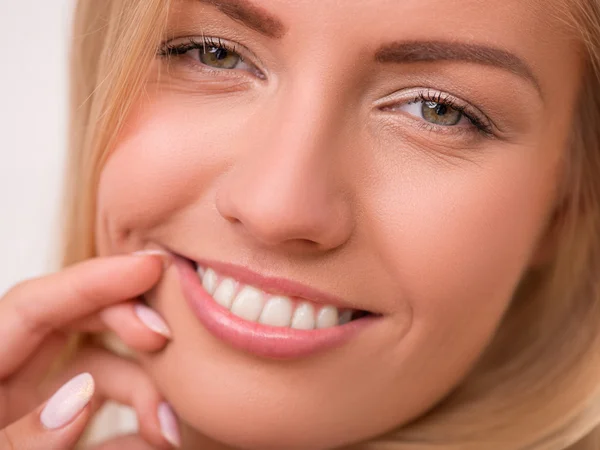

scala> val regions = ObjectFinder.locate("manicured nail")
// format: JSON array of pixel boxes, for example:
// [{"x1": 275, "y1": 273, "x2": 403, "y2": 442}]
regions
[
  {"x1": 132, "y1": 249, "x2": 172, "y2": 269},
  {"x1": 134, "y1": 304, "x2": 172, "y2": 338},
  {"x1": 158, "y1": 402, "x2": 181, "y2": 447},
  {"x1": 40, "y1": 373, "x2": 95, "y2": 429}
]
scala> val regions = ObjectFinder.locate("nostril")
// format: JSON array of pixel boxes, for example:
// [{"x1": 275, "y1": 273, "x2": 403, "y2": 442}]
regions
[{"x1": 225, "y1": 216, "x2": 242, "y2": 225}]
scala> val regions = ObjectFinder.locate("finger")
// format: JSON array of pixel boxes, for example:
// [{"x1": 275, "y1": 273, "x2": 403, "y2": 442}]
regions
[
  {"x1": 14, "y1": 302, "x2": 170, "y2": 413},
  {"x1": 14, "y1": 332, "x2": 69, "y2": 386},
  {"x1": 0, "y1": 252, "x2": 167, "y2": 378},
  {"x1": 68, "y1": 315, "x2": 106, "y2": 333},
  {"x1": 69, "y1": 302, "x2": 171, "y2": 353},
  {"x1": 58, "y1": 347, "x2": 181, "y2": 449},
  {"x1": 0, "y1": 373, "x2": 94, "y2": 450},
  {"x1": 3, "y1": 333, "x2": 70, "y2": 424},
  {"x1": 99, "y1": 302, "x2": 171, "y2": 352},
  {"x1": 90, "y1": 434, "x2": 158, "y2": 450}
]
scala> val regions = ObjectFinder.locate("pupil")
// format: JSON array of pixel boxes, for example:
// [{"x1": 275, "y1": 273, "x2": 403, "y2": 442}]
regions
[
  {"x1": 214, "y1": 48, "x2": 228, "y2": 60},
  {"x1": 434, "y1": 104, "x2": 448, "y2": 116}
]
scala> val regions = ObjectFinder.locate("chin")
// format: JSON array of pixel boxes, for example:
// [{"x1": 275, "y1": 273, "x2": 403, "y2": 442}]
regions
[
  {"x1": 142, "y1": 325, "x2": 400, "y2": 450},
  {"x1": 149, "y1": 362, "x2": 393, "y2": 450}
]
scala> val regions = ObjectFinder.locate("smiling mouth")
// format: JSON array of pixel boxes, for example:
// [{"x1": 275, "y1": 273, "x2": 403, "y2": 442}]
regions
[
  {"x1": 169, "y1": 254, "x2": 381, "y2": 358},
  {"x1": 193, "y1": 262, "x2": 373, "y2": 330}
]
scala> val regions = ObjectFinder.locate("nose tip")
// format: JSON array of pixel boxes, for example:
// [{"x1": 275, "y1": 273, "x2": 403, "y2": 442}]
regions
[{"x1": 215, "y1": 167, "x2": 354, "y2": 252}]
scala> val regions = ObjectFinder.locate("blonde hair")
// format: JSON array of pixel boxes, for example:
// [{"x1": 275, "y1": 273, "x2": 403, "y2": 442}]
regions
[{"x1": 63, "y1": 1, "x2": 600, "y2": 448}]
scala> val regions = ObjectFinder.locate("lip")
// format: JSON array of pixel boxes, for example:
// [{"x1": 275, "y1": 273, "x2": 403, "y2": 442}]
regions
[
  {"x1": 194, "y1": 257, "x2": 359, "y2": 310},
  {"x1": 173, "y1": 256, "x2": 378, "y2": 359}
]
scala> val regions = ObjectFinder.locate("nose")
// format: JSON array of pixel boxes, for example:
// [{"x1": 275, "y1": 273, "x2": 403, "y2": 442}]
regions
[{"x1": 215, "y1": 84, "x2": 354, "y2": 253}]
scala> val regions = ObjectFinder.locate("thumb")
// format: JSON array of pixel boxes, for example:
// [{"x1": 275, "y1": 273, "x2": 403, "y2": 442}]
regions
[{"x1": 1, "y1": 373, "x2": 95, "y2": 450}]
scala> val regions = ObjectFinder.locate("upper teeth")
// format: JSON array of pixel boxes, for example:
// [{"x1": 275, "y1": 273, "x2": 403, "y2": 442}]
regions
[{"x1": 199, "y1": 267, "x2": 353, "y2": 329}]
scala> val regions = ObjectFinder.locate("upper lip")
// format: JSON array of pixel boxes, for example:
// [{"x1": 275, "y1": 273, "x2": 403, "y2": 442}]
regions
[{"x1": 181, "y1": 255, "x2": 370, "y2": 313}]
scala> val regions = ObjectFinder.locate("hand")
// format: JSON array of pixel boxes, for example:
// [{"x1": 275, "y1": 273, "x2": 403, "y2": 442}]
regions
[{"x1": 0, "y1": 252, "x2": 181, "y2": 449}]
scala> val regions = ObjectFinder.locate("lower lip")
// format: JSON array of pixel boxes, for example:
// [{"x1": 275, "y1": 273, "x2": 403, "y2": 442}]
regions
[{"x1": 174, "y1": 257, "x2": 376, "y2": 359}]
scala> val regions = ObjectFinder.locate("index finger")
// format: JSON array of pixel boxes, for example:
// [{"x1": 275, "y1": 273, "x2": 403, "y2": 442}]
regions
[{"x1": 0, "y1": 252, "x2": 166, "y2": 378}]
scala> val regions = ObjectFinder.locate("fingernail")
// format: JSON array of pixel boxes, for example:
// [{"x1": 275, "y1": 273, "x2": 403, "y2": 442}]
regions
[
  {"x1": 40, "y1": 373, "x2": 95, "y2": 429},
  {"x1": 134, "y1": 304, "x2": 172, "y2": 338},
  {"x1": 132, "y1": 249, "x2": 172, "y2": 269},
  {"x1": 158, "y1": 402, "x2": 181, "y2": 447}
]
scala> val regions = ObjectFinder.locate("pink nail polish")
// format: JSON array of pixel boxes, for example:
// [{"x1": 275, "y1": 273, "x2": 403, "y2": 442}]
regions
[
  {"x1": 134, "y1": 304, "x2": 172, "y2": 338},
  {"x1": 158, "y1": 402, "x2": 181, "y2": 447},
  {"x1": 40, "y1": 373, "x2": 95, "y2": 429}
]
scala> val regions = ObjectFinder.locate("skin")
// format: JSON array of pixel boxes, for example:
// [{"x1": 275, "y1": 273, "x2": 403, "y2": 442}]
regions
[{"x1": 95, "y1": 0, "x2": 582, "y2": 448}]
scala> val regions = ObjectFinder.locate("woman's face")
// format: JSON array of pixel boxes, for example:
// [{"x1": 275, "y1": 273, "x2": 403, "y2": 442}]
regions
[{"x1": 96, "y1": 0, "x2": 581, "y2": 448}]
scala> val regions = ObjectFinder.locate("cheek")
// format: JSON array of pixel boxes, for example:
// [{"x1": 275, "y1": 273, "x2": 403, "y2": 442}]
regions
[
  {"x1": 95, "y1": 96, "x2": 240, "y2": 251},
  {"x1": 368, "y1": 141, "x2": 560, "y2": 359}
]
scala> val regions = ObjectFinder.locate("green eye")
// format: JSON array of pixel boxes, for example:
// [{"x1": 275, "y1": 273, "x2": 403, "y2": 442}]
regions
[
  {"x1": 158, "y1": 37, "x2": 259, "y2": 75},
  {"x1": 199, "y1": 46, "x2": 242, "y2": 70},
  {"x1": 422, "y1": 101, "x2": 463, "y2": 126},
  {"x1": 384, "y1": 89, "x2": 493, "y2": 135}
]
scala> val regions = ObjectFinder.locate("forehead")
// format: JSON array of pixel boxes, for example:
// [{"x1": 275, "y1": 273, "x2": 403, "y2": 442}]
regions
[
  {"x1": 178, "y1": 0, "x2": 568, "y2": 33},
  {"x1": 286, "y1": 1, "x2": 569, "y2": 54},
  {"x1": 180, "y1": 0, "x2": 569, "y2": 39}
]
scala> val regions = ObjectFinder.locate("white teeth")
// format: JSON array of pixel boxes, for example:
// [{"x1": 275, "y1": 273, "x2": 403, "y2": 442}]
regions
[
  {"x1": 316, "y1": 306, "x2": 339, "y2": 329},
  {"x1": 202, "y1": 268, "x2": 218, "y2": 295},
  {"x1": 198, "y1": 267, "x2": 358, "y2": 329},
  {"x1": 259, "y1": 296, "x2": 293, "y2": 327},
  {"x1": 230, "y1": 286, "x2": 265, "y2": 322},
  {"x1": 291, "y1": 302, "x2": 316, "y2": 330},
  {"x1": 338, "y1": 310, "x2": 353, "y2": 325},
  {"x1": 213, "y1": 277, "x2": 237, "y2": 309}
]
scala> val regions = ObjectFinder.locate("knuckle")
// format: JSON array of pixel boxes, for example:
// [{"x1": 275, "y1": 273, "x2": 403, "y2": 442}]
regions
[
  {"x1": 3, "y1": 279, "x2": 53, "y2": 338},
  {"x1": 12, "y1": 296, "x2": 52, "y2": 338}
]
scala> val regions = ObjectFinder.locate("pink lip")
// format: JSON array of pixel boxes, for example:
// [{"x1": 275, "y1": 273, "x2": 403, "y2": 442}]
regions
[
  {"x1": 194, "y1": 257, "x2": 356, "y2": 309},
  {"x1": 173, "y1": 256, "x2": 377, "y2": 359}
]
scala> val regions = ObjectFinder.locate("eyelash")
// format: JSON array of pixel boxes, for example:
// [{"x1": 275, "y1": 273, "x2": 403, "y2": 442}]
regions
[
  {"x1": 409, "y1": 89, "x2": 493, "y2": 136},
  {"x1": 159, "y1": 36, "x2": 238, "y2": 58},
  {"x1": 157, "y1": 36, "x2": 264, "y2": 78}
]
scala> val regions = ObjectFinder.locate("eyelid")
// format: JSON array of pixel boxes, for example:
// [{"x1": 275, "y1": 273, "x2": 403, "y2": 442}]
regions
[
  {"x1": 375, "y1": 87, "x2": 496, "y2": 135},
  {"x1": 158, "y1": 35, "x2": 267, "y2": 78}
]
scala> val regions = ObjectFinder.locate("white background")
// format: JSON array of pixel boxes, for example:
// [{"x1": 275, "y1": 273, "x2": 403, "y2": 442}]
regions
[
  {"x1": 0, "y1": 1, "x2": 142, "y2": 437},
  {"x1": 0, "y1": 0, "x2": 73, "y2": 294}
]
